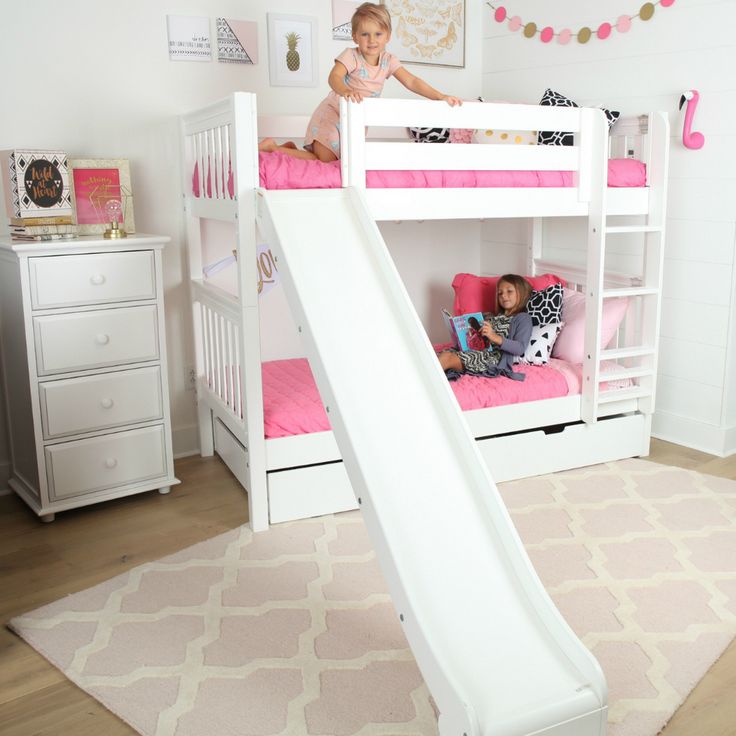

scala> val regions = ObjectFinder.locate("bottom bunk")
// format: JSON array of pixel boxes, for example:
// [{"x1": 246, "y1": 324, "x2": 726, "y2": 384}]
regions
[{"x1": 192, "y1": 266, "x2": 652, "y2": 524}]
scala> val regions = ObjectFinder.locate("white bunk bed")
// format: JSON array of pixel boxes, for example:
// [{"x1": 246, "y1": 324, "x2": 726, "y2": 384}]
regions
[{"x1": 180, "y1": 93, "x2": 669, "y2": 533}]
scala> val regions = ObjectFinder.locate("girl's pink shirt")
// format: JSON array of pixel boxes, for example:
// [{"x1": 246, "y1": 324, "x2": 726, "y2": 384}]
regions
[{"x1": 328, "y1": 47, "x2": 402, "y2": 104}]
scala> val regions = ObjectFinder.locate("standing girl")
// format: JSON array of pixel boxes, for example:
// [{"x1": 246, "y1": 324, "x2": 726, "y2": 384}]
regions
[
  {"x1": 258, "y1": 2, "x2": 462, "y2": 162},
  {"x1": 439, "y1": 275, "x2": 533, "y2": 380}
]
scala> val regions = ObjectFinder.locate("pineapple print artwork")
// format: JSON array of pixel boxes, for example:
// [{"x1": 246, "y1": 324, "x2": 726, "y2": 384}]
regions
[{"x1": 285, "y1": 31, "x2": 301, "y2": 71}]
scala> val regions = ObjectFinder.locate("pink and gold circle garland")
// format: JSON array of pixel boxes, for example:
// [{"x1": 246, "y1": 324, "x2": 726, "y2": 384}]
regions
[{"x1": 489, "y1": 0, "x2": 675, "y2": 44}]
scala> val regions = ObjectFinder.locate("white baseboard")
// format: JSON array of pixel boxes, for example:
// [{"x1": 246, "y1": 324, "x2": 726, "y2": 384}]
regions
[
  {"x1": 172, "y1": 423, "x2": 201, "y2": 459},
  {"x1": 725, "y1": 424, "x2": 736, "y2": 457},
  {"x1": 652, "y1": 411, "x2": 735, "y2": 458}
]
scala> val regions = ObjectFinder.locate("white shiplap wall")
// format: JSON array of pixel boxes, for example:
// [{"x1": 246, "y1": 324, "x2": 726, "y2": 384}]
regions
[{"x1": 481, "y1": 0, "x2": 736, "y2": 456}]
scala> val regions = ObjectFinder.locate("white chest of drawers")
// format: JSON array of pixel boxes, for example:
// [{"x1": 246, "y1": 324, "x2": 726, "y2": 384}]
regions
[{"x1": 0, "y1": 235, "x2": 178, "y2": 521}]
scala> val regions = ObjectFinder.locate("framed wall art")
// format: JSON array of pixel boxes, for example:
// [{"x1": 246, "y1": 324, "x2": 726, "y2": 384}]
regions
[
  {"x1": 68, "y1": 159, "x2": 136, "y2": 235},
  {"x1": 166, "y1": 15, "x2": 212, "y2": 62},
  {"x1": 332, "y1": 1, "x2": 362, "y2": 40},
  {"x1": 216, "y1": 18, "x2": 258, "y2": 64},
  {"x1": 267, "y1": 13, "x2": 318, "y2": 87},
  {"x1": 382, "y1": 0, "x2": 465, "y2": 68}
]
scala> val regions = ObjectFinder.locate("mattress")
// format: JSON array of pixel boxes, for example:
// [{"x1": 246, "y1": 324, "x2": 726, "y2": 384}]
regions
[
  {"x1": 191, "y1": 153, "x2": 647, "y2": 198},
  {"x1": 258, "y1": 151, "x2": 647, "y2": 190},
  {"x1": 262, "y1": 355, "x2": 577, "y2": 439}
]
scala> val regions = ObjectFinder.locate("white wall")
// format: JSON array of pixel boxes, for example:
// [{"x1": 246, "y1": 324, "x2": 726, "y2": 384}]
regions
[
  {"x1": 0, "y1": 0, "x2": 484, "y2": 479},
  {"x1": 481, "y1": 0, "x2": 736, "y2": 456}
]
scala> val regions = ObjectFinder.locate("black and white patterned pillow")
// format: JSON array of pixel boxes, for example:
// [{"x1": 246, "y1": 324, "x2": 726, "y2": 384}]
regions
[
  {"x1": 515, "y1": 322, "x2": 563, "y2": 365},
  {"x1": 526, "y1": 283, "x2": 563, "y2": 327},
  {"x1": 537, "y1": 88, "x2": 620, "y2": 146},
  {"x1": 407, "y1": 127, "x2": 450, "y2": 143}
]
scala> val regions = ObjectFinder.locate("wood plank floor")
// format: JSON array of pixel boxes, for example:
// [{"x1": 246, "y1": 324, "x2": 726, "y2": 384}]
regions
[{"x1": 0, "y1": 440, "x2": 734, "y2": 735}]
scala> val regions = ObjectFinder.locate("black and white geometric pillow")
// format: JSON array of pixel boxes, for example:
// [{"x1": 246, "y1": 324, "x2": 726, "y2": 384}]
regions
[
  {"x1": 526, "y1": 283, "x2": 563, "y2": 327},
  {"x1": 537, "y1": 88, "x2": 620, "y2": 146},
  {"x1": 407, "y1": 127, "x2": 450, "y2": 143},
  {"x1": 515, "y1": 322, "x2": 563, "y2": 365}
]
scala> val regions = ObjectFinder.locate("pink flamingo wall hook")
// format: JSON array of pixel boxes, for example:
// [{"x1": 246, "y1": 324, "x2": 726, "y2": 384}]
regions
[{"x1": 679, "y1": 90, "x2": 705, "y2": 150}]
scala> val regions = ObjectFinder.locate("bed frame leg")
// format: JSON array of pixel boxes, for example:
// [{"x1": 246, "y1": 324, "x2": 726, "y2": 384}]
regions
[{"x1": 198, "y1": 402, "x2": 215, "y2": 457}]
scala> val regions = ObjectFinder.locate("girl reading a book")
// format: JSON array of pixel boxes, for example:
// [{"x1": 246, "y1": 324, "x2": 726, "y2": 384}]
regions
[{"x1": 438, "y1": 274, "x2": 533, "y2": 381}]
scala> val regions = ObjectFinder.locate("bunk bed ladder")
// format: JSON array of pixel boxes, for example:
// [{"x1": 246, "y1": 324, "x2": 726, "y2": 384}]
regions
[{"x1": 582, "y1": 111, "x2": 669, "y2": 425}]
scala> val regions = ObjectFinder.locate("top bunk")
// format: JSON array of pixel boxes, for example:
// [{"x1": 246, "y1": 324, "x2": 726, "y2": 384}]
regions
[{"x1": 181, "y1": 92, "x2": 669, "y2": 222}]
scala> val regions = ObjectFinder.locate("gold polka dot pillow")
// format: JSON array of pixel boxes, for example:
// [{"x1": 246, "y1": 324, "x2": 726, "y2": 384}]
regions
[{"x1": 473, "y1": 128, "x2": 538, "y2": 145}]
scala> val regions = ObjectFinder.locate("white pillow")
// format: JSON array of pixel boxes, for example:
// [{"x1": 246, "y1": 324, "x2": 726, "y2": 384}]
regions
[
  {"x1": 474, "y1": 128, "x2": 537, "y2": 145},
  {"x1": 515, "y1": 322, "x2": 563, "y2": 366}
]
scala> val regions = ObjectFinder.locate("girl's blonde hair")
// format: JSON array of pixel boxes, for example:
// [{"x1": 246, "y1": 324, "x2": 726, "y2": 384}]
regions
[
  {"x1": 352, "y1": 2, "x2": 392, "y2": 34},
  {"x1": 497, "y1": 274, "x2": 532, "y2": 315}
]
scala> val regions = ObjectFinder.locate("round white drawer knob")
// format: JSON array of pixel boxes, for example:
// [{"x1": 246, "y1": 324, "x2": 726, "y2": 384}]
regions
[
  {"x1": 95, "y1": 333, "x2": 110, "y2": 345},
  {"x1": 100, "y1": 397, "x2": 114, "y2": 409},
  {"x1": 90, "y1": 273, "x2": 106, "y2": 285},
  {"x1": 104, "y1": 458, "x2": 118, "y2": 469}
]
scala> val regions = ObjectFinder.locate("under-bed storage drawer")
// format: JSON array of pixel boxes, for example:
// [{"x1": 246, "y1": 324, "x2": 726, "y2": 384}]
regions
[
  {"x1": 476, "y1": 414, "x2": 648, "y2": 483},
  {"x1": 29, "y1": 251, "x2": 156, "y2": 309},
  {"x1": 45, "y1": 424, "x2": 168, "y2": 501},
  {"x1": 268, "y1": 462, "x2": 357, "y2": 524},
  {"x1": 214, "y1": 418, "x2": 249, "y2": 490},
  {"x1": 39, "y1": 366, "x2": 163, "y2": 439},
  {"x1": 33, "y1": 305, "x2": 159, "y2": 375}
]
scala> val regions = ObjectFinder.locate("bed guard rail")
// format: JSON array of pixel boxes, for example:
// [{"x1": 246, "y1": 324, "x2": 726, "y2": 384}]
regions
[{"x1": 340, "y1": 98, "x2": 611, "y2": 200}]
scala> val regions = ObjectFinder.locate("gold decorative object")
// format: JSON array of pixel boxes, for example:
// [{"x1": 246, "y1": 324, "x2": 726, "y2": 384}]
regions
[{"x1": 103, "y1": 198, "x2": 127, "y2": 239}]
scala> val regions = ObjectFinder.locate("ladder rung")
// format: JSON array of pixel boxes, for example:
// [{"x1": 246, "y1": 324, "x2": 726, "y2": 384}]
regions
[
  {"x1": 601, "y1": 346, "x2": 655, "y2": 360},
  {"x1": 598, "y1": 386, "x2": 653, "y2": 404},
  {"x1": 602, "y1": 287, "x2": 658, "y2": 298},
  {"x1": 605, "y1": 225, "x2": 664, "y2": 234},
  {"x1": 599, "y1": 367, "x2": 654, "y2": 382}
]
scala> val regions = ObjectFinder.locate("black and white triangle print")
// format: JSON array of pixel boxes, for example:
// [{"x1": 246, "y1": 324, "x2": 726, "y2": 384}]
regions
[
  {"x1": 537, "y1": 88, "x2": 620, "y2": 146},
  {"x1": 216, "y1": 19, "x2": 253, "y2": 64},
  {"x1": 532, "y1": 327, "x2": 554, "y2": 359},
  {"x1": 515, "y1": 322, "x2": 562, "y2": 366}
]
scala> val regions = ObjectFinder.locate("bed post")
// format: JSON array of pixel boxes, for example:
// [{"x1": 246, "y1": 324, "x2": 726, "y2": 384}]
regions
[
  {"x1": 180, "y1": 119, "x2": 214, "y2": 457},
  {"x1": 232, "y1": 92, "x2": 269, "y2": 531},
  {"x1": 528, "y1": 218, "x2": 544, "y2": 274},
  {"x1": 580, "y1": 108, "x2": 609, "y2": 425},
  {"x1": 341, "y1": 99, "x2": 367, "y2": 188},
  {"x1": 637, "y1": 111, "x2": 669, "y2": 418}
]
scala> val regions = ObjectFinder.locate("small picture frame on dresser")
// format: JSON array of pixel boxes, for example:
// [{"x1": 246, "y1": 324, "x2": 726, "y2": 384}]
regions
[{"x1": 68, "y1": 158, "x2": 136, "y2": 235}]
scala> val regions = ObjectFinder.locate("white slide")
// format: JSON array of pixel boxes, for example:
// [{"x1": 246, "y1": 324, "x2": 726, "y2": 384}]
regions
[{"x1": 257, "y1": 187, "x2": 607, "y2": 736}]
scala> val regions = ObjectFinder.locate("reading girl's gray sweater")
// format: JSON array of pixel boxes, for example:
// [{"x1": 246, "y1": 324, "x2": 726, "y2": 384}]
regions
[{"x1": 496, "y1": 311, "x2": 533, "y2": 377}]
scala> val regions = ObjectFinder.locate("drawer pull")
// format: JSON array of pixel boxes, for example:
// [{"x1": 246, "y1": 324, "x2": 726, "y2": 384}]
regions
[
  {"x1": 90, "y1": 273, "x2": 106, "y2": 286},
  {"x1": 104, "y1": 457, "x2": 118, "y2": 469},
  {"x1": 95, "y1": 333, "x2": 110, "y2": 345},
  {"x1": 100, "y1": 397, "x2": 114, "y2": 409}
]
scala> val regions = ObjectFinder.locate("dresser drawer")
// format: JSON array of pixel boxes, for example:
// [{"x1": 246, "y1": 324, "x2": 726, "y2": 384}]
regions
[
  {"x1": 29, "y1": 251, "x2": 156, "y2": 309},
  {"x1": 45, "y1": 424, "x2": 167, "y2": 501},
  {"x1": 39, "y1": 366, "x2": 163, "y2": 439},
  {"x1": 33, "y1": 305, "x2": 159, "y2": 375}
]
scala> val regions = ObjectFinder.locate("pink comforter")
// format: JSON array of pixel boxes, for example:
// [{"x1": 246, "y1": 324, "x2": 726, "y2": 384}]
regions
[
  {"x1": 262, "y1": 356, "x2": 573, "y2": 439},
  {"x1": 258, "y1": 151, "x2": 647, "y2": 190}
]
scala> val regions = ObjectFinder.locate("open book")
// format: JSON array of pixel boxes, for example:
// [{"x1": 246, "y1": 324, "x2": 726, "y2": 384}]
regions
[{"x1": 442, "y1": 309, "x2": 490, "y2": 351}]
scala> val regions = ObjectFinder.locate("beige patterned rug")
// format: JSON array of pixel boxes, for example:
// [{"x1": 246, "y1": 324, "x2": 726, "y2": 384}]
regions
[{"x1": 9, "y1": 459, "x2": 736, "y2": 736}]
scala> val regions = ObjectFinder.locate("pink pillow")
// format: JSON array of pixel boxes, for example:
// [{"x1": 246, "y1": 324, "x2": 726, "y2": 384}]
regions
[
  {"x1": 551, "y1": 288, "x2": 628, "y2": 364},
  {"x1": 608, "y1": 158, "x2": 647, "y2": 187},
  {"x1": 452, "y1": 272, "x2": 566, "y2": 315}
]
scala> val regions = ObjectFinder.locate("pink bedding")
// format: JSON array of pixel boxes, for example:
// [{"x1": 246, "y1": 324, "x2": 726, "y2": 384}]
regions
[
  {"x1": 192, "y1": 154, "x2": 646, "y2": 198},
  {"x1": 257, "y1": 151, "x2": 647, "y2": 190},
  {"x1": 262, "y1": 355, "x2": 574, "y2": 439}
]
